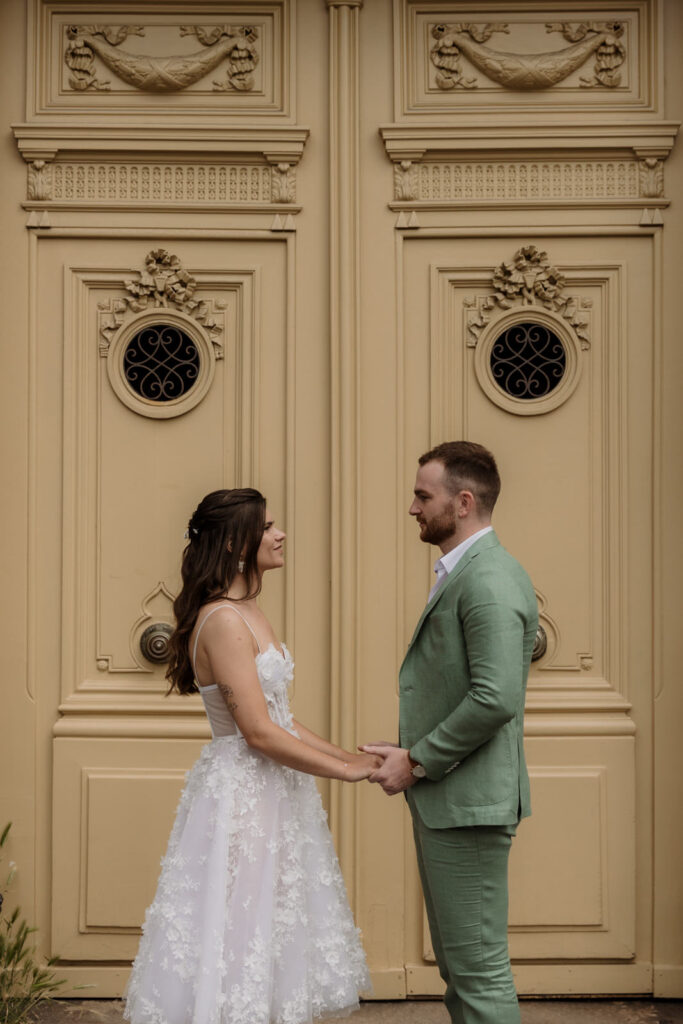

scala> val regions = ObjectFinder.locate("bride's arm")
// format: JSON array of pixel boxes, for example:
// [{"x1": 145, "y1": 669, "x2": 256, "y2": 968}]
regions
[
  {"x1": 202, "y1": 612, "x2": 377, "y2": 782},
  {"x1": 292, "y1": 720, "x2": 369, "y2": 766}
]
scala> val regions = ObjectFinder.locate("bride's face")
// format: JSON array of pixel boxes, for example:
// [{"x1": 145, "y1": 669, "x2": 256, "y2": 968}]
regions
[{"x1": 256, "y1": 511, "x2": 286, "y2": 574}]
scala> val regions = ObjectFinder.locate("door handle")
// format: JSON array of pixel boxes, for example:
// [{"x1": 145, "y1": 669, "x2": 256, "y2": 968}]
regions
[
  {"x1": 140, "y1": 622, "x2": 174, "y2": 663},
  {"x1": 531, "y1": 624, "x2": 547, "y2": 662}
]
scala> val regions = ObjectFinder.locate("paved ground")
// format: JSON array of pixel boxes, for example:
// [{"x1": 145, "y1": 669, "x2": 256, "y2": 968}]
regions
[{"x1": 32, "y1": 999, "x2": 683, "y2": 1023}]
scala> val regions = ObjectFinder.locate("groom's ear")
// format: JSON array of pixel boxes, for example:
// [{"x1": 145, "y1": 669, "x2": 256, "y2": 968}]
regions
[{"x1": 456, "y1": 490, "x2": 476, "y2": 517}]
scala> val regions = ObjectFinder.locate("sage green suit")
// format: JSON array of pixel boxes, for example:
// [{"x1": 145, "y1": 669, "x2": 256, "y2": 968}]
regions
[{"x1": 400, "y1": 531, "x2": 537, "y2": 1024}]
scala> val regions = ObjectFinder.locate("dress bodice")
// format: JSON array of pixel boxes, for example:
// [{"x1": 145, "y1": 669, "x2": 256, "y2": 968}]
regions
[{"x1": 199, "y1": 643, "x2": 294, "y2": 739}]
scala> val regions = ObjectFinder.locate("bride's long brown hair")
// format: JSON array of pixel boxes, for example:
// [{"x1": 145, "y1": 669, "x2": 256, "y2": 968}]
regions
[{"x1": 166, "y1": 488, "x2": 267, "y2": 695}]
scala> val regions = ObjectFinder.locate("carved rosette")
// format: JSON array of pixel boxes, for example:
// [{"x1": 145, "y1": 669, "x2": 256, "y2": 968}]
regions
[
  {"x1": 465, "y1": 246, "x2": 591, "y2": 350},
  {"x1": 430, "y1": 21, "x2": 626, "y2": 91},
  {"x1": 64, "y1": 23, "x2": 259, "y2": 93},
  {"x1": 98, "y1": 250, "x2": 224, "y2": 358}
]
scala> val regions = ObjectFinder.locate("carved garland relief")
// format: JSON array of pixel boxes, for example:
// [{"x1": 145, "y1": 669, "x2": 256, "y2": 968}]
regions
[
  {"x1": 430, "y1": 21, "x2": 626, "y2": 91},
  {"x1": 64, "y1": 23, "x2": 259, "y2": 93}
]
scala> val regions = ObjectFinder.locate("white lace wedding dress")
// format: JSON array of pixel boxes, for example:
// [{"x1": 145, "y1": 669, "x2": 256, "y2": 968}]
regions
[{"x1": 124, "y1": 607, "x2": 370, "y2": 1024}]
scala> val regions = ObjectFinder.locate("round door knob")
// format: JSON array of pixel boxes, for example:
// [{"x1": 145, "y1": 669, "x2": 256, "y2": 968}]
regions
[
  {"x1": 531, "y1": 624, "x2": 547, "y2": 662},
  {"x1": 140, "y1": 622, "x2": 174, "y2": 663}
]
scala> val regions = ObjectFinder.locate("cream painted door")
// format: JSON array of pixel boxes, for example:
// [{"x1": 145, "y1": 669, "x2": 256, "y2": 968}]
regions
[
  {"x1": 391, "y1": 232, "x2": 654, "y2": 995},
  {"x1": 33, "y1": 233, "x2": 292, "y2": 974},
  {"x1": 3, "y1": 0, "x2": 683, "y2": 1004}
]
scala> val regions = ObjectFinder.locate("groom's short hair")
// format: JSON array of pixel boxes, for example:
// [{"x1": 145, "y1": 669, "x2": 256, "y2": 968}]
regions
[{"x1": 419, "y1": 441, "x2": 501, "y2": 515}]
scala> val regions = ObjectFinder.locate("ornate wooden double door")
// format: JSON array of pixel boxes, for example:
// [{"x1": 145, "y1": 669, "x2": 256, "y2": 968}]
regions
[{"x1": 2, "y1": 0, "x2": 682, "y2": 1002}]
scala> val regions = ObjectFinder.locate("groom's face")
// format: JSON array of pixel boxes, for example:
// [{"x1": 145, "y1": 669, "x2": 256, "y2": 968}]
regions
[{"x1": 409, "y1": 461, "x2": 457, "y2": 547}]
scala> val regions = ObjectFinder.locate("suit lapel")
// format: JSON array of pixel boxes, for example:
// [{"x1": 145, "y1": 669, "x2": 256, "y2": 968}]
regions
[{"x1": 407, "y1": 531, "x2": 500, "y2": 648}]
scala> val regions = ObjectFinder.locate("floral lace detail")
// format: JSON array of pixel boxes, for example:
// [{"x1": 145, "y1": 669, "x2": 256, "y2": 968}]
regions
[{"x1": 124, "y1": 647, "x2": 369, "y2": 1024}]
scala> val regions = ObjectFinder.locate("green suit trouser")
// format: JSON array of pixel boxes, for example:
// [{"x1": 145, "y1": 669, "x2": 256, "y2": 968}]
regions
[{"x1": 412, "y1": 814, "x2": 520, "y2": 1024}]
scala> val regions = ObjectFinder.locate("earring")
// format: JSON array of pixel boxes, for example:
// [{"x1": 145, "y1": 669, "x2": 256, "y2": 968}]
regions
[{"x1": 238, "y1": 560, "x2": 245, "y2": 573}]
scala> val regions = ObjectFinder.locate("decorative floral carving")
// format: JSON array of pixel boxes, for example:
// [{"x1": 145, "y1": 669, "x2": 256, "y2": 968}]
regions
[
  {"x1": 271, "y1": 163, "x2": 295, "y2": 203},
  {"x1": 430, "y1": 22, "x2": 508, "y2": 89},
  {"x1": 27, "y1": 160, "x2": 52, "y2": 200},
  {"x1": 639, "y1": 157, "x2": 664, "y2": 198},
  {"x1": 65, "y1": 24, "x2": 143, "y2": 90},
  {"x1": 549, "y1": 21, "x2": 626, "y2": 87},
  {"x1": 124, "y1": 249, "x2": 198, "y2": 309},
  {"x1": 466, "y1": 246, "x2": 591, "y2": 349},
  {"x1": 98, "y1": 250, "x2": 225, "y2": 356},
  {"x1": 430, "y1": 21, "x2": 625, "y2": 91},
  {"x1": 180, "y1": 25, "x2": 259, "y2": 91},
  {"x1": 492, "y1": 246, "x2": 565, "y2": 307},
  {"x1": 394, "y1": 160, "x2": 419, "y2": 201},
  {"x1": 64, "y1": 24, "x2": 258, "y2": 93}
]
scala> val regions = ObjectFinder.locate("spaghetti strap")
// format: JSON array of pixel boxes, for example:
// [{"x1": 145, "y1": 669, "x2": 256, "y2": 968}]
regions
[{"x1": 192, "y1": 603, "x2": 262, "y2": 683}]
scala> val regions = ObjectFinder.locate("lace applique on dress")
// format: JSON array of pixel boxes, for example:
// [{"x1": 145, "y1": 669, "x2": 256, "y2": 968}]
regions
[{"x1": 124, "y1": 646, "x2": 369, "y2": 1024}]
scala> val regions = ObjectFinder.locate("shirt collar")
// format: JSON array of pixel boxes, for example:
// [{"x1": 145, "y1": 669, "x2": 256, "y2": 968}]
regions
[{"x1": 433, "y1": 525, "x2": 494, "y2": 579}]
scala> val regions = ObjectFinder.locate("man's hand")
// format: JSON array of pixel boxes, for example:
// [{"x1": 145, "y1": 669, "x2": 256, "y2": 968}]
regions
[{"x1": 360, "y1": 743, "x2": 417, "y2": 796}]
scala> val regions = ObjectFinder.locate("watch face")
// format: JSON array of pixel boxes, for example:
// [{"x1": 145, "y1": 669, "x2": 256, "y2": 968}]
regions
[{"x1": 412, "y1": 763, "x2": 426, "y2": 778}]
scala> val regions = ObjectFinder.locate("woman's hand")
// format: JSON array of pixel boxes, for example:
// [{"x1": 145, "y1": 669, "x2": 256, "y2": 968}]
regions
[{"x1": 342, "y1": 752, "x2": 385, "y2": 782}]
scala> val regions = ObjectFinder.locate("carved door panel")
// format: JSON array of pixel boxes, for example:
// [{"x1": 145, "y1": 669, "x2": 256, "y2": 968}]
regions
[
  {"x1": 31, "y1": 234, "x2": 290, "y2": 966},
  {"x1": 396, "y1": 232, "x2": 654, "y2": 994}
]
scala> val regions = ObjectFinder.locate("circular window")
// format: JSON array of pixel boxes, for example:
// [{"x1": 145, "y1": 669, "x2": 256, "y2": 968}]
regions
[
  {"x1": 473, "y1": 308, "x2": 582, "y2": 416},
  {"x1": 123, "y1": 325, "x2": 200, "y2": 402},
  {"x1": 106, "y1": 310, "x2": 217, "y2": 419},
  {"x1": 490, "y1": 322, "x2": 566, "y2": 400}
]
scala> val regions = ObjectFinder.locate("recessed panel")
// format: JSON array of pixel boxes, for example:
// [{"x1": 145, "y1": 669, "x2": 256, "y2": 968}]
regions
[
  {"x1": 85, "y1": 771, "x2": 185, "y2": 928},
  {"x1": 397, "y1": 1, "x2": 657, "y2": 116},
  {"x1": 509, "y1": 769, "x2": 604, "y2": 928},
  {"x1": 30, "y1": 0, "x2": 292, "y2": 118}
]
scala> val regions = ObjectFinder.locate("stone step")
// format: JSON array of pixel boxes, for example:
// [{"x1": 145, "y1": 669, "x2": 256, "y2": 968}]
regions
[{"x1": 32, "y1": 999, "x2": 683, "y2": 1024}]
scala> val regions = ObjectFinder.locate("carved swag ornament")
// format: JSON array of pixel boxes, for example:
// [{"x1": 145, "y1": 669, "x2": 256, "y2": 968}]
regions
[
  {"x1": 431, "y1": 21, "x2": 626, "y2": 90},
  {"x1": 65, "y1": 24, "x2": 258, "y2": 92},
  {"x1": 465, "y1": 246, "x2": 591, "y2": 349},
  {"x1": 98, "y1": 250, "x2": 224, "y2": 356}
]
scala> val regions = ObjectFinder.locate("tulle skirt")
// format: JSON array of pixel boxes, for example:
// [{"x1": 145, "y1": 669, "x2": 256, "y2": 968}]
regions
[{"x1": 124, "y1": 736, "x2": 369, "y2": 1024}]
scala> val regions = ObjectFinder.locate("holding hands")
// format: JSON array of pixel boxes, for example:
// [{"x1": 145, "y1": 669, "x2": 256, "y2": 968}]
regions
[
  {"x1": 357, "y1": 742, "x2": 418, "y2": 796},
  {"x1": 342, "y1": 751, "x2": 385, "y2": 782}
]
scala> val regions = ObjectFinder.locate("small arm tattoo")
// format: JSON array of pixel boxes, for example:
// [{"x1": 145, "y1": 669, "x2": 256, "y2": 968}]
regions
[{"x1": 218, "y1": 682, "x2": 239, "y2": 714}]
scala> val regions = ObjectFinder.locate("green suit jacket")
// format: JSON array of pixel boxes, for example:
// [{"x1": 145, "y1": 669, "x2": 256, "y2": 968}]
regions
[{"x1": 401, "y1": 531, "x2": 537, "y2": 829}]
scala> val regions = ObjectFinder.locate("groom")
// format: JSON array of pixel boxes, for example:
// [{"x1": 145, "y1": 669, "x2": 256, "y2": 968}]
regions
[{"x1": 363, "y1": 441, "x2": 537, "y2": 1024}]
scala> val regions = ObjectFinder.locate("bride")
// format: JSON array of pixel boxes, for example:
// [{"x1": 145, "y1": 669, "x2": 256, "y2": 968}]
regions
[{"x1": 124, "y1": 488, "x2": 380, "y2": 1024}]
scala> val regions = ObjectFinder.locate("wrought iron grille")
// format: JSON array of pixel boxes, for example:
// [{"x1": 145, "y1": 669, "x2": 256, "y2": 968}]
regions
[
  {"x1": 490, "y1": 322, "x2": 566, "y2": 400},
  {"x1": 123, "y1": 324, "x2": 200, "y2": 402}
]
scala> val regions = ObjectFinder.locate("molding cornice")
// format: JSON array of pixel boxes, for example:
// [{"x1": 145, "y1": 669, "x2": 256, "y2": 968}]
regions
[
  {"x1": 13, "y1": 123, "x2": 310, "y2": 163},
  {"x1": 381, "y1": 121, "x2": 679, "y2": 210},
  {"x1": 380, "y1": 121, "x2": 679, "y2": 161}
]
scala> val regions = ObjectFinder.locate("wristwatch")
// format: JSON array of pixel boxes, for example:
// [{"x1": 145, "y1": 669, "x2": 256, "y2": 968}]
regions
[{"x1": 410, "y1": 757, "x2": 426, "y2": 779}]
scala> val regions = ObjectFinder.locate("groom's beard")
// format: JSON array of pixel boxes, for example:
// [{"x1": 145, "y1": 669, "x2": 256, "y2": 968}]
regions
[{"x1": 418, "y1": 501, "x2": 457, "y2": 546}]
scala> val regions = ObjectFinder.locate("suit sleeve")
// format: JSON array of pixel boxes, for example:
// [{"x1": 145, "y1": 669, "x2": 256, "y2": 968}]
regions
[{"x1": 409, "y1": 593, "x2": 528, "y2": 782}]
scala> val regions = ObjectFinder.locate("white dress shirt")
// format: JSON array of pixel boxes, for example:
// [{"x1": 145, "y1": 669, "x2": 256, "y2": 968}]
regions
[{"x1": 427, "y1": 526, "x2": 494, "y2": 602}]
